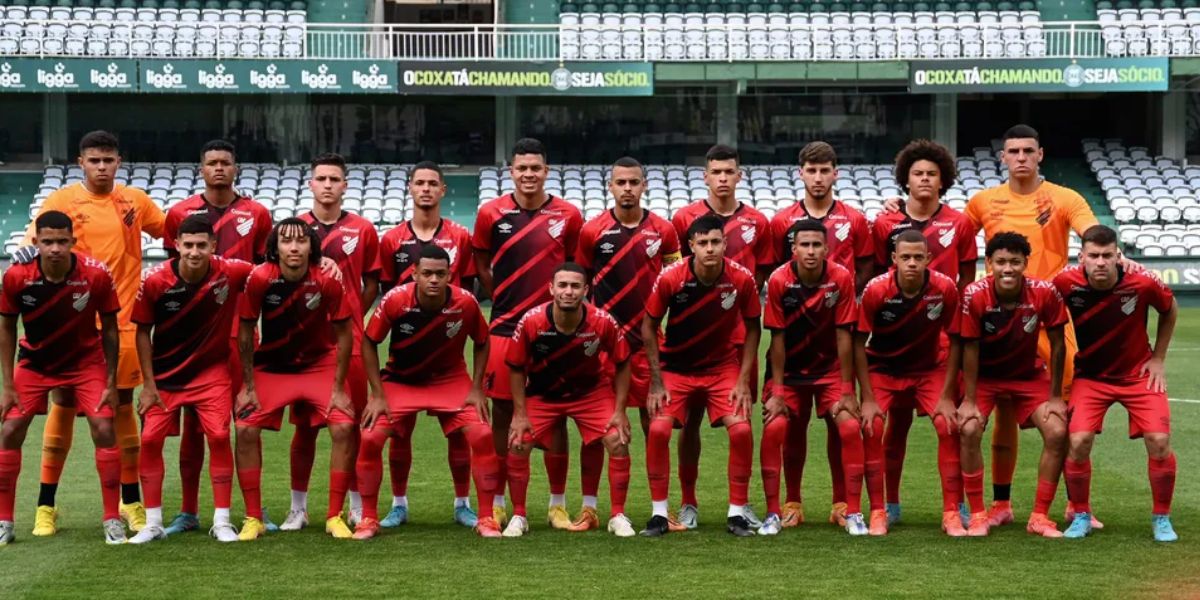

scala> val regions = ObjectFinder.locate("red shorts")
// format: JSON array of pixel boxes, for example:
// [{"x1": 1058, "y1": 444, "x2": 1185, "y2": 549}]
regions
[
  {"x1": 227, "y1": 337, "x2": 243, "y2": 403},
  {"x1": 484, "y1": 333, "x2": 513, "y2": 400},
  {"x1": 659, "y1": 364, "x2": 741, "y2": 427},
  {"x1": 1069, "y1": 377, "x2": 1170, "y2": 439},
  {"x1": 526, "y1": 387, "x2": 615, "y2": 447},
  {"x1": 975, "y1": 376, "x2": 1049, "y2": 429},
  {"x1": 9, "y1": 357, "x2": 112, "y2": 420},
  {"x1": 764, "y1": 373, "x2": 842, "y2": 419},
  {"x1": 237, "y1": 354, "x2": 355, "y2": 431},
  {"x1": 142, "y1": 377, "x2": 233, "y2": 442},
  {"x1": 868, "y1": 368, "x2": 947, "y2": 416},
  {"x1": 369, "y1": 375, "x2": 483, "y2": 436},
  {"x1": 289, "y1": 354, "x2": 367, "y2": 427},
  {"x1": 603, "y1": 349, "x2": 650, "y2": 409}
]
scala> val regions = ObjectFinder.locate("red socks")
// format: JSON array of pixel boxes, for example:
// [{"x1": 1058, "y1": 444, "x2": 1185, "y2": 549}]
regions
[
  {"x1": 138, "y1": 437, "x2": 166, "y2": 509},
  {"x1": 782, "y1": 404, "x2": 810, "y2": 504},
  {"x1": 506, "y1": 453, "x2": 530, "y2": 517},
  {"x1": 826, "y1": 418, "x2": 846, "y2": 504},
  {"x1": 448, "y1": 430, "x2": 471, "y2": 498},
  {"x1": 1149, "y1": 453, "x2": 1177, "y2": 515},
  {"x1": 356, "y1": 427, "x2": 389, "y2": 521},
  {"x1": 864, "y1": 416, "x2": 886, "y2": 511},
  {"x1": 207, "y1": 435, "x2": 234, "y2": 511},
  {"x1": 580, "y1": 443, "x2": 604, "y2": 499},
  {"x1": 388, "y1": 436, "x2": 412, "y2": 498},
  {"x1": 544, "y1": 451, "x2": 568, "y2": 497},
  {"x1": 760, "y1": 417, "x2": 787, "y2": 516},
  {"x1": 463, "y1": 425, "x2": 498, "y2": 520},
  {"x1": 327, "y1": 470, "x2": 351, "y2": 520},
  {"x1": 963, "y1": 469, "x2": 984, "y2": 514},
  {"x1": 1064, "y1": 458, "x2": 1092, "y2": 514},
  {"x1": 608, "y1": 455, "x2": 631, "y2": 517},
  {"x1": 837, "y1": 418, "x2": 865, "y2": 515},
  {"x1": 95, "y1": 446, "x2": 121, "y2": 521},
  {"x1": 1034, "y1": 478, "x2": 1057, "y2": 515},
  {"x1": 727, "y1": 421, "x2": 753, "y2": 506},
  {"x1": 883, "y1": 408, "x2": 913, "y2": 505},
  {"x1": 178, "y1": 412, "x2": 205, "y2": 515},
  {"x1": 238, "y1": 467, "x2": 263, "y2": 519},
  {"x1": 0, "y1": 448, "x2": 21, "y2": 521},
  {"x1": 290, "y1": 425, "x2": 319, "y2": 493},
  {"x1": 646, "y1": 418, "x2": 673, "y2": 502}
]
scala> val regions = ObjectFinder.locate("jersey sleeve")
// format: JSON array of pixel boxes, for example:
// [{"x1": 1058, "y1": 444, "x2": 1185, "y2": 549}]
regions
[
  {"x1": 94, "y1": 267, "x2": 121, "y2": 315},
  {"x1": 762, "y1": 272, "x2": 786, "y2": 330},
  {"x1": 228, "y1": 259, "x2": 255, "y2": 290},
  {"x1": 471, "y1": 205, "x2": 495, "y2": 253},
  {"x1": 575, "y1": 221, "x2": 597, "y2": 272},
  {"x1": 136, "y1": 191, "x2": 167, "y2": 239},
  {"x1": 1065, "y1": 191, "x2": 1100, "y2": 237},
  {"x1": 645, "y1": 270, "x2": 673, "y2": 320},
  {"x1": 504, "y1": 316, "x2": 532, "y2": 369},
  {"x1": 238, "y1": 269, "x2": 267, "y2": 321},
  {"x1": 963, "y1": 193, "x2": 986, "y2": 233},
  {"x1": 364, "y1": 294, "x2": 393, "y2": 344},
  {"x1": 324, "y1": 275, "x2": 351, "y2": 322},
  {"x1": 162, "y1": 206, "x2": 181, "y2": 251},
  {"x1": 361, "y1": 224, "x2": 381, "y2": 277},
  {"x1": 377, "y1": 231, "x2": 398, "y2": 286},
  {"x1": 671, "y1": 211, "x2": 691, "y2": 258},
  {"x1": 834, "y1": 271, "x2": 857, "y2": 327},
  {"x1": 467, "y1": 296, "x2": 489, "y2": 344},
  {"x1": 253, "y1": 203, "x2": 272, "y2": 261},
  {"x1": 738, "y1": 271, "x2": 762, "y2": 320},
  {"x1": 852, "y1": 213, "x2": 873, "y2": 259},
  {"x1": 958, "y1": 289, "x2": 983, "y2": 340},
  {"x1": 563, "y1": 207, "x2": 584, "y2": 262},
  {"x1": 766, "y1": 215, "x2": 786, "y2": 265},
  {"x1": 0, "y1": 269, "x2": 21, "y2": 315},
  {"x1": 1040, "y1": 285, "x2": 1069, "y2": 329},
  {"x1": 131, "y1": 275, "x2": 157, "y2": 325},
  {"x1": 754, "y1": 214, "x2": 773, "y2": 268},
  {"x1": 1143, "y1": 272, "x2": 1175, "y2": 313},
  {"x1": 857, "y1": 282, "x2": 880, "y2": 334},
  {"x1": 456, "y1": 227, "x2": 476, "y2": 279},
  {"x1": 957, "y1": 216, "x2": 979, "y2": 262},
  {"x1": 661, "y1": 220, "x2": 682, "y2": 260},
  {"x1": 942, "y1": 283, "x2": 960, "y2": 336},
  {"x1": 871, "y1": 218, "x2": 891, "y2": 268}
]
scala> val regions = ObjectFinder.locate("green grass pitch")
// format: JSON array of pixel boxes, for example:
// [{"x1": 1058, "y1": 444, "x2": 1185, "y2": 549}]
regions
[{"x1": 0, "y1": 310, "x2": 1197, "y2": 599}]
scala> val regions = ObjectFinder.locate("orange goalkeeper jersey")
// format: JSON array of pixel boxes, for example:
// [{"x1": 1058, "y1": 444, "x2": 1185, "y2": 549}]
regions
[
  {"x1": 964, "y1": 180, "x2": 1099, "y2": 280},
  {"x1": 25, "y1": 182, "x2": 166, "y2": 329}
]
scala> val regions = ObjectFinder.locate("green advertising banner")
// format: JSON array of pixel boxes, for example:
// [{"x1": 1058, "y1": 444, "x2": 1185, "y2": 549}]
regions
[
  {"x1": 396, "y1": 61, "x2": 654, "y2": 96},
  {"x1": 910, "y1": 58, "x2": 1169, "y2": 93},
  {"x1": 140, "y1": 59, "x2": 396, "y2": 93},
  {"x1": 0, "y1": 58, "x2": 137, "y2": 92},
  {"x1": 1138, "y1": 259, "x2": 1200, "y2": 291}
]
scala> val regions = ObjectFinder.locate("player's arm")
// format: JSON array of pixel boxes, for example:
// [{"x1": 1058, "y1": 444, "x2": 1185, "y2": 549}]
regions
[
  {"x1": 854, "y1": 332, "x2": 879, "y2": 435},
  {"x1": 134, "y1": 324, "x2": 163, "y2": 415},
  {"x1": 834, "y1": 327, "x2": 860, "y2": 419},
  {"x1": 1144, "y1": 298, "x2": 1179, "y2": 393},
  {"x1": 854, "y1": 256, "x2": 874, "y2": 294},
  {"x1": 360, "y1": 336, "x2": 388, "y2": 430},
  {"x1": 1044, "y1": 325, "x2": 1067, "y2": 423},
  {"x1": 935, "y1": 336, "x2": 961, "y2": 433},
  {"x1": 361, "y1": 273, "x2": 380, "y2": 315},
  {"x1": 507, "y1": 364, "x2": 531, "y2": 449},
  {"x1": 0, "y1": 314, "x2": 18, "y2": 419},
  {"x1": 236, "y1": 319, "x2": 258, "y2": 417},
  {"x1": 611, "y1": 357, "x2": 632, "y2": 443},
  {"x1": 467, "y1": 337, "x2": 490, "y2": 423},
  {"x1": 99, "y1": 312, "x2": 119, "y2": 411},
  {"x1": 642, "y1": 313, "x2": 667, "y2": 416},
  {"x1": 957, "y1": 261, "x2": 977, "y2": 292},
  {"x1": 140, "y1": 193, "x2": 168, "y2": 239},
  {"x1": 764, "y1": 330, "x2": 787, "y2": 423},
  {"x1": 734, "y1": 318, "x2": 760, "y2": 418},
  {"x1": 329, "y1": 319, "x2": 353, "y2": 417},
  {"x1": 957, "y1": 338, "x2": 981, "y2": 428},
  {"x1": 473, "y1": 249, "x2": 493, "y2": 300}
]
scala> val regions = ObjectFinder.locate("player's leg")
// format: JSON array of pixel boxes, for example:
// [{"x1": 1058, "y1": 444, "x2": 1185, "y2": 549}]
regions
[
  {"x1": 322, "y1": 383, "x2": 358, "y2": 540},
  {"x1": 913, "y1": 371, "x2": 965, "y2": 537},
  {"x1": 834, "y1": 408, "x2": 870, "y2": 536},
  {"x1": 342, "y1": 358, "x2": 368, "y2": 527},
  {"x1": 0, "y1": 399, "x2": 37, "y2": 545},
  {"x1": 882, "y1": 405, "x2": 913, "y2": 524},
  {"x1": 544, "y1": 420, "x2": 572, "y2": 529},
  {"x1": 862, "y1": 372, "x2": 895, "y2": 534},
  {"x1": 676, "y1": 401, "x2": 704, "y2": 527},
  {"x1": 446, "y1": 429, "x2": 476, "y2": 527},
  {"x1": 759, "y1": 412, "x2": 788, "y2": 532},
  {"x1": 234, "y1": 423, "x2": 267, "y2": 540},
  {"x1": 286, "y1": 414, "x2": 320, "y2": 528},
  {"x1": 129, "y1": 399, "x2": 176, "y2": 544},
  {"x1": 381, "y1": 413, "x2": 417, "y2": 528},
  {"x1": 958, "y1": 394, "x2": 990, "y2": 538},
  {"x1": 167, "y1": 408, "x2": 204, "y2": 535},
  {"x1": 351, "y1": 417, "x2": 394, "y2": 540},
  {"x1": 194, "y1": 389, "x2": 238, "y2": 543},
  {"x1": 453, "y1": 419, "x2": 500, "y2": 537},
  {"x1": 720, "y1": 412, "x2": 755, "y2": 537},
  {"x1": 490, "y1": 398, "x2": 513, "y2": 523},
  {"x1": 642, "y1": 372, "x2": 689, "y2": 537},
  {"x1": 601, "y1": 428, "x2": 634, "y2": 537},
  {"x1": 1063, "y1": 378, "x2": 1108, "y2": 539},
  {"x1": 1126, "y1": 385, "x2": 1177, "y2": 541},
  {"x1": 114, "y1": 328, "x2": 145, "y2": 532},
  {"x1": 1025, "y1": 398, "x2": 1067, "y2": 538},
  {"x1": 502, "y1": 428, "x2": 535, "y2": 538},
  {"x1": 573, "y1": 437, "x2": 604, "y2": 529},
  {"x1": 34, "y1": 397, "x2": 75, "y2": 536},
  {"x1": 84, "y1": 411, "x2": 125, "y2": 544},
  {"x1": 780, "y1": 383, "x2": 811, "y2": 527},
  {"x1": 988, "y1": 400, "x2": 1018, "y2": 522}
]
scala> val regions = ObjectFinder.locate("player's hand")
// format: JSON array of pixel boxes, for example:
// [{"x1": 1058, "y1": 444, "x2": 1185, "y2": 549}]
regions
[
  {"x1": 508, "y1": 413, "x2": 533, "y2": 451},
  {"x1": 730, "y1": 381, "x2": 752, "y2": 418},
  {"x1": 956, "y1": 400, "x2": 982, "y2": 430},
  {"x1": 833, "y1": 392, "x2": 861, "y2": 421},
  {"x1": 1044, "y1": 395, "x2": 1068, "y2": 426},
  {"x1": 137, "y1": 386, "x2": 164, "y2": 416},
  {"x1": 1141, "y1": 357, "x2": 1167, "y2": 393},
  {"x1": 11, "y1": 245, "x2": 38, "y2": 265},
  {"x1": 860, "y1": 400, "x2": 881, "y2": 437},
  {"x1": 235, "y1": 387, "x2": 259, "y2": 420},
  {"x1": 0, "y1": 386, "x2": 20, "y2": 423},
  {"x1": 608, "y1": 410, "x2": 631, "y2": 445},
  {"x1": 361, "y1": 393, "x2": 388, "y2": 430},
  {"x1": 319, "y1": 257, "x2": 344, "y2": 283},
  {"x1": 935, "y1": 395, "x2": 959, "y2": 435},
  {"x1": 463, "y1": 387, "x2": 490, "y2": 424},
  {"x1": 647, "y1": 379, "x2": 669, "y2": 418},
  {"x1": 883, "y1": 197, "x2": 902, "y2": 214},
  {"x1": 328, "y1": 386, "x2": 352, "y2": 419},
  {"x1": 763, "y1": 394, "x2": 788, "y2": 424},
  {"x1": 99, "y1": 385, "x2": 118, "y2": 414}
]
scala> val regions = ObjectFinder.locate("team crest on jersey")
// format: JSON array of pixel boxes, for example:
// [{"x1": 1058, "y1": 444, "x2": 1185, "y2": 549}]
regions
[
  {"x1": 548, "y1": 219, "x2": 565, "y2": 239},
  {"x1": 741, "y1": 225, "x2": 756, "y2": 245},
  {"x1": 72, "y1": 291, "x2": 90, "y2": 312},
  {"x1": 938, "y1": 227, "x2": 955, "y2": 247},
  {"x1": 446, "y1": 246, "x2": 458, "y2": 265},
  {"x1": 342, "y1": 236, "x2": 360, "y2": 255},
  {"x1": 1022, "y1": 314, "x2": 1038, "y2": 333},
  {"x1": 236, "y1": 217, "x2": 253, "y2": 237},
  {"x1": 305, "y1": 292, "x2": 322, "y2": 310},
  {"x1": 834, "y1": 222, "x2": 851, "y2": 242},
  {"x1": 720, "y1": 290, "x2": 738, "y2": 310},
  {"x1": 398, "y1": 323, "x2": 415, "y2": 335},
  {"x1": 926, "y1": 301, "x2": 943, "y2": 320},
  {"x1": 824, "y1": 290, "x2": 839, "y2": 308},
  {"x1": 600, "y1": 242, "x2": 615, "y2": 254},
  {"x1": 1121, "y1": 295, "x2": 1137, "y2": 315},
  {"x1": 583, "y1": 339, "x2": 601, "y2": 357},
  {"x1": 213, "y1": 282, "x2": 230, "y2": 305},
  {"x1": 646, "y1": 238, "x2": 662, "y2": 257},
  {"x1": 446, "y1": 320, "x2": 463, "y2": 338}
]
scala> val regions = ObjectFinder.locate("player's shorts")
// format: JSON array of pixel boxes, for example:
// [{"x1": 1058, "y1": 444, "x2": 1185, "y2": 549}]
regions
[
  {"x1": 142, "y1": 376, "x2": 233, "y2": 442},
  {"x1": 868, "y1": 368, "x2": 948, "y2": 417},
  {"x1": 484, "y1": 333, "x2": 513, "y2": 401},
  {"x1": 659, "y1": 363, "x2": 742, "y2": 427},
  {"x1": 763, "y1": 372, "x2": 843, "y2": 420},
  {"x1": 975, "y1": 375, "x2": 1050, "y2": 429},
  {"x1": 527, "y1": 387, "x2": 615, "y2": 447},
  {"x1": 10, "y1": 356, "x2": 112, "y2": 420},
  {"x1": 237, "y1": 353, "x2": 355, "y2": 431},
  {"x1": 116, "y1": 326, "x2": 142, "y2": 390},
  {"x1": 1069, "y1": 377, "x2": 1170, "y2": 439},
  {"x1": 603, "y1": 349, "x2": 650, "y2": 409},
  {"x1": 289, "y1": 354, "x2": 368, "y2": 428},
  {"x1": 227, "y1": 336, "x2": 243, "y2": 404},
  {"x1": 368, "y1": 374, "x2": 483, "y2": 436}
]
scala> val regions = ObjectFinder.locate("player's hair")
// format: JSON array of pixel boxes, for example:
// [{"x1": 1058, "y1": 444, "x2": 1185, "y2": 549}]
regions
[
  {"x1": 418, "y1": 244, "x2": 451, "y2": 264},
  {"x1": 985, "y1": 231, "x2": 1032, "y2": 258},
  {"x1": 35, "y1": 210, "x2": 73, "y2": 233},
  {"x1": 893, "y1": 139, "x2": 957, "y2": 196},
  {"x1": 787, "y1": 218, "x2": 827, "y2": 241},
  {"x1": 705, "y1": 144, "x2": 739, "y2": 165},
  {"x1": 893, "y1": 228, "x2": 928, "y2": 249},
  {"x1": 200, "y1": 139, "x2": 237, "y2": 163},
  {"x1": 553, "y1": 262, "x2": 589, "y2": 280},
  {"x1": 687, "y1": 214, "x2": 726, "y2": 240},
  {"x1": 178, "y1": 214, "x2": 215, "y2": 237},
  {"x1": 1081, "y1": 224, "x2": 1118, "y2": 248},
  {"x1": 798, "y1": 141, "x2": 838, "y2": 168},
  {"x1": 610, "y1": 156, "x2": 645, "y2": 179},
  {"x1": 1003, "y1": 124, "x2": 1040, "y2": 144},
  {"x1": 265, "y1": 217, "x2": 322, "y2": 266},
  {"x1": 78, "y1": 130, "x2": 120, "y2": 155},
  {"x1": 408, "y1": 160, "x2": 444, "y2": 182},
  {"x1": 310, "y1": 152, "x2": 347, "y2": 176},
  {"x1": 511, "y1": 137, "x2": 547, "y2": 162}
]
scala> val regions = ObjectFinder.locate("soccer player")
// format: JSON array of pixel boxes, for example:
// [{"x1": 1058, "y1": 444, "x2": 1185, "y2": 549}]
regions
[
  {"x1": 376, "y1": 160, "x2": 477, "y2": 529},
  {"x1": 641, "y1": 215, "x2": 761, "y2": 538},
  {"x1": 504, "y1": 263, "x2": 635, "y2": 538},
  {"x1": 159, "y1": 139, "x2": 272, "y2": 536},
  {"x1": 234, "y1": 218, "x2": 357, "y2": 540},
  {"x1": 1055, "y1": 225, "x2": 1179, "y2": 542},
  {"x1": 766, "y1": 141, "x2": 872, "y2": 529},
  {"x1": 576, "y1": 156, "x2": 682, "y2": 439},
  {"x1": 19, "y1": 130, "x2": 165, "y2": 535},
  {"x1": 0, "y1": 210, "x2": 125, "y2": 545},
  {"x1": 760, "y1": 219, "x2": 869, "y2": 536},
  {"x1": 285, "y1": 152, "x2": 380, "y2": 531},
  {"x1": 872, "y1": 139, "x2": 977, "y2": 527},
  {"x1": 354, "y1": 245, "x2": 501, "y2": 539},
  {"x1": 956, "y1": 232, "x2": 1069, "y2": 538},
  {"x1": 857, "y1": 229, "x2": 964, "y2": 537},
  {"x1": 668, "y1": 144, "x2": 769, "y2": 530},
  {"x1": 473, "y1": 138, "x2": 583, "y2": 528},
  {"x1": 130, "y1": 215, "x2": 254, "y2": 543}
]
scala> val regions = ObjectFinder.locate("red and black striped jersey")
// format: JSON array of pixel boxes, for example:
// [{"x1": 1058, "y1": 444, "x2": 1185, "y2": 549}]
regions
[
  {"x1": 769, "y1": 200, "x2": 872, "y2": 279},
  {"x1": 959, "y1": 275, "x2": 1068, "y2": 380},
  {"x1": 164, "y1": 194, "x2": 272, "y2": 263},
  {"x1": 872, "y1": 203, "x2": 978, "y2": 282},
  {"x1": 858, "y1": 268, "x2": 959, "y2": 375},
  {"x1": 763, "y1": 260, "x2": 857, "y2": 384},
  {"x1": 238, "y1": 262, "x2": 351, "y2": 372},
  {"x1": 506, "y1": 302, "x2": 629, "y2": 400},
  {"x1": 671, "y1": 200, "x2": 770, "y2": 274},
  {"x1": 300, "y1": 210, "x2": 381, "y2": 354},
  {"x1": 379, "y1": 218, "x2": 474, "y2": 290},
  {"x1": 365, "y1": 283, "x2": 488, "y2": 384}
]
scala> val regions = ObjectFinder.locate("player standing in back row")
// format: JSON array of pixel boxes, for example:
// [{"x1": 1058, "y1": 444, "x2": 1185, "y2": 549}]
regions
[{"x1": 473, "y1": 138, "x2": 583, "y2": 528}]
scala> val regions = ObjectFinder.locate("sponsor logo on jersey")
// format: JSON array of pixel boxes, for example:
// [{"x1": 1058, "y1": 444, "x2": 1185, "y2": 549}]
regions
[
  {"x1": 984, "y1": 320, "x2": 996, "y2": 333},
  {"x1": 265, "y1": 294, "x2": 282, "y2": 305},
  {"x1": 497, "y1": 222, "x2": 513, "y2": 234},
  {"x1": 21, "y1": 294, "x2": 35, "y2": 307},
  {"x1": 164, "y1": 301, "x2": 182, "y2": 312},
  {"x1": 398, "y1": 323, "x2": 415, "y2": 335},
  {"x1": 600, "y1": 242, "x2": 615, "y2": 254}
]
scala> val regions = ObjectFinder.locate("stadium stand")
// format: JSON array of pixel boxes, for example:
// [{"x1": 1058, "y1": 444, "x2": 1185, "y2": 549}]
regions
[{"x1": 1096, "y1": 1, "x2": 1200, "y2": 56}]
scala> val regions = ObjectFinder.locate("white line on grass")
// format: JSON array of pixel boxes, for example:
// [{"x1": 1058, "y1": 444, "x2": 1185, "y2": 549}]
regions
[{"x1": 1169, "y1": 398, "x2": 1200, "y2": 404}]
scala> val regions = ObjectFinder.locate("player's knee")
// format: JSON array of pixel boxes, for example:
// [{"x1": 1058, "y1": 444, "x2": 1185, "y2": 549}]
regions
[
  {"x1": 0, "y1": 418, "x2": 32, "y2": 449},
  {"x1": 1041, "y1": 422, "x2": 1067, "y2": 451},
  {"x1": 1067, "y1": 433, "x2": 1094, "y2": 459},
  {"x1": 601, "y1": 434, "x2": 627, "y2": 457},
  {"x1": 932, "y1": 415, "x2": 955, "y2": 439},
  {"x1": 235, "y1": 426, "x2": 261, "y2": 447},
  {"x1": 140, "y1": 428, "x2": 169, "y2": 449},
  {"x1": 90, "y1": 420, "x2": 116, "y2": 447},
  {"x1": 205, "y1": 431, "x2": 232, "y2": 454},
  {"x1": 726, "y1": 419, "x2": 752, "y2": 444},
  {"x1": 648, "y1": 417, "x2": 674, "y2": 445},
  {"x1": 1144, "y1": 433, "x2": 1171, "y2": 459},
  {"x1": 960, "y1": 419, "x2": 983, "y2": 443}
]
